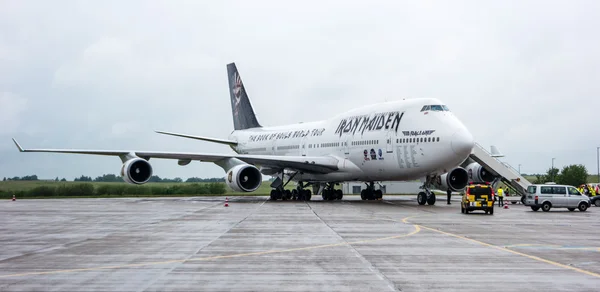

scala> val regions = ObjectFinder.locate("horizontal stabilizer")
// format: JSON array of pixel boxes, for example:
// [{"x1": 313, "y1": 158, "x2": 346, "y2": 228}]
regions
[{"x1": 155, "y1": 130, "x2": 238, "y2": 146}]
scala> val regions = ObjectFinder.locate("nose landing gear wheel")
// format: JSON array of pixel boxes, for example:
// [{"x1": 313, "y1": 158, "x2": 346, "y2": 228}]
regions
[
  {"x1": 427, "y1": 194, "x2": 436, "y2": 205},
  {"x1": 417, "y1": 192, "x2": 427, "y2": 205}
]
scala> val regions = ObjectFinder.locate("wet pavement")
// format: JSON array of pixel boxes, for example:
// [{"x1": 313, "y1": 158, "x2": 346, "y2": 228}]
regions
[{"x1": 1, "y1": 196, "x2": 599, "y2": 291}]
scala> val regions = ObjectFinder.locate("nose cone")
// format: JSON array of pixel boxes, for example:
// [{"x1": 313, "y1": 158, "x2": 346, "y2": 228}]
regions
[{"x1": 451, "y1": 128, "x2": 474, "y2": 158}]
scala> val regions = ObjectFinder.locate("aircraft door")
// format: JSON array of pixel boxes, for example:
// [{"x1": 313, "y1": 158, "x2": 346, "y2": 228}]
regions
[
  {"x1": 341, "y1": 137, "x2": 350, "y2": 158},
  {"x1": 300, "y1": 136, "x2": 307, "y2": 156},
  {"x1": 271, "y1": 139, "x2": 277, "y2": 155},
  {"x1": 386, "y1": 130, "x2": 394, "y2": 153}
]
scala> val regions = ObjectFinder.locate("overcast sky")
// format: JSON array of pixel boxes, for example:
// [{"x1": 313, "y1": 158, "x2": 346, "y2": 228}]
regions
[{"x1": 1, "y1": 0, "x2": 599, "y2": 180}]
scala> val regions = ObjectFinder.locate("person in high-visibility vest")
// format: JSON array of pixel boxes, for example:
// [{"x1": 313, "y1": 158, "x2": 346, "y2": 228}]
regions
[
  {"x1": 583, "y1": 185, "x2": 590, "y2": 196},
  {"x1": 497, "y1": 187, "x2": 504, "y2": 206},
  {"x1": 589, "y1": 184, "x2": 596, "y2": 197}
]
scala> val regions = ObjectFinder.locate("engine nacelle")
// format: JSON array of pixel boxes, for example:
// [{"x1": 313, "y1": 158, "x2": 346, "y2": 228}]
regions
[
  {"x1": 465, "y1": 162, "x2": 495, "y2": 183},
  {"x1": 121, "y1": 158, "x2": 153, "y2": 185},
  {"x1": 225, "y1": 164, "x2": 262, "y2": 192},
  {"x1": 433, "y1": 167, "x2": 469, "y2": 192}
]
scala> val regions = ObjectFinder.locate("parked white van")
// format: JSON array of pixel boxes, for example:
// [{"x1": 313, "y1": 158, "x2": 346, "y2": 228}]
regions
[{"x1": 524, "y1": 183, "x2": 591, "y2": 212}]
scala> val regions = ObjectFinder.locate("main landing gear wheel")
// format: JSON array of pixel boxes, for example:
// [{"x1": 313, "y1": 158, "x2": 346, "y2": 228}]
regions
[
  {"x1": 360, "y1": 182, "x2": 380, "y2": 200},
  {"x1": 297, "y1": 189, "x2": 312, "y2": 201},
  {"x1": 335, "y1": 189, "x2": 343, "y2": 200},
  {"x1": 283, "y1": 189, "x2": 292, "y2": 200},
  {"x1": 270, "y1": 189, "x2": 282, "y2": 200},
  {"x1": 360, "y1": 189, "x2": 376, "y2": 200},
  {"x1": 322, "y1": 184, "x2": 343, "y2": 201}
]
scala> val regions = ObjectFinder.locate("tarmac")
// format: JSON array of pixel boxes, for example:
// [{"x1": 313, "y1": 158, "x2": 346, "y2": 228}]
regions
[{"x1": 1, "y1": 196, "x2": 599, "y2": 292}]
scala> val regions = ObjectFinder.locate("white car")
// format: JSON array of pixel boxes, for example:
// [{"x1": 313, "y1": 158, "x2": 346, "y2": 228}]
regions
[{"x1": 524, "y1": 184, "x2": 591, "y2": 212}]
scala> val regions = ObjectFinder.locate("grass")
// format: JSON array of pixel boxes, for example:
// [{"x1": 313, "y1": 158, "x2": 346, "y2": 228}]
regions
[{"x1": 0, "y1": 180, "x2": 279, "y2": 198}]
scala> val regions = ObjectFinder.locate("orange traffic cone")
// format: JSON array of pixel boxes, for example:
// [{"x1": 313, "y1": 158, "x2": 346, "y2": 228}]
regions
[
  {"x1": 503, "y1": 200, "x2": 509, "y2": 209},
  {"x1": 224, "y1": 197, "x2": 229, "y2": 207},
  {"x1": 12, "y1": 195, "x2": 15, "y2": 201},
  {"x1": 224, "y1": 202, "x2": 229, "y2": 207}
]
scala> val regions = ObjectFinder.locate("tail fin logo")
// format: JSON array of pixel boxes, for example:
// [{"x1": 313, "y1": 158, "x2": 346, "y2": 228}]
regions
[{"x1": 232, "y1": 72, "x2": 242, "y2": 117}]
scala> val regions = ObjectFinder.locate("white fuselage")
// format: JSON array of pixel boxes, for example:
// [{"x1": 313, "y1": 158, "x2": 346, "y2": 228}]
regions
[{"x1": 229, "y1": 98, "x2": 474, "y2": 183}]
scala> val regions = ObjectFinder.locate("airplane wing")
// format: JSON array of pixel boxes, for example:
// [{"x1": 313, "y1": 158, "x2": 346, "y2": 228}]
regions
[
  {"x1": 154, "y1": 130, "x2": 238, "y2": 146},
  {"x1": 12, "y1": 139, "x2": 339, "y2": 174}
]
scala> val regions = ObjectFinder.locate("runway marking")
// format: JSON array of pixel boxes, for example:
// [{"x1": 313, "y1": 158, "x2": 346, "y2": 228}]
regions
[
  {"x1": 0, "y1": 218, "x2": 421, "y2": 279},
  {"x1": 413, "y1": 224, "x2": 600, "y2": 279},
  {"x1": 504, "y1": 244, "x2": 600, "y2": 252}
]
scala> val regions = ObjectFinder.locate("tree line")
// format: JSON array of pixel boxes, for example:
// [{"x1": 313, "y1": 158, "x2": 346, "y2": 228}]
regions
[
  {"x1": 3, "y1": 174, "x2": 225, "y2": 183},
  {"x1": 533, "y1": 164, "x2": 589, "y2": 186}
]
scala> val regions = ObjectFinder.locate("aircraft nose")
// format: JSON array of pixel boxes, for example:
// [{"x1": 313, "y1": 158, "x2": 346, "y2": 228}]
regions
[{"x1": 451, "y1": 127, "x2": 474, "y2": 158}]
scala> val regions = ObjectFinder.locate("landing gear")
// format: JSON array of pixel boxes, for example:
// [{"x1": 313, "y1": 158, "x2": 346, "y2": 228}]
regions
[
  {"x1": 417, "y1": 176, "x2": 436, "y2": 205},
  {"x1": 360, "y1": 182, "x2": 383, "y2": 200},
  {"x1": 322, "y1": 183, "x2": 343, "y2": 201},
  {"x1": 294, "y1": 181, "x2": 312, "y2": 201},
  {"x1": 270, "y1": 189, "x2": 282, "y2": 200},
  {"x1": 417, "y1": 191, "x2": 435, "y2": 205},
  {"x1": 270, "y1": 171, "x2": 304, "y2": 201}
]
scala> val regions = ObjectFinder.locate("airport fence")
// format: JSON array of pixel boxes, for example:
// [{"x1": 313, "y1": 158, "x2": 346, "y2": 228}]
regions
[{"x1": 0, "y1": 182, "x2": 227, "y2": 199}]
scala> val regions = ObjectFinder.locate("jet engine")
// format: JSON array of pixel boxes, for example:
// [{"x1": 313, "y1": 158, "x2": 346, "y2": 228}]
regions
[
  {"x1": 433, "y1": 167, "x2": 469, "y2": 192},
  {"x1": 225, "y1": 164, "x2": 262, "y2": 192},
  {"x1": 465, "y1": 162, "x2": 495, "y2": 183},
  {"x1": 121, "y1": 158, "x2": 153, "y2": 185}
]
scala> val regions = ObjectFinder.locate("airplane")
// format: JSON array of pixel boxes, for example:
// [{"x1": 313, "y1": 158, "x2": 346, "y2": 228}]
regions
[{"x1": 12, "y1": 62, "x2": 479, "y2": 205}]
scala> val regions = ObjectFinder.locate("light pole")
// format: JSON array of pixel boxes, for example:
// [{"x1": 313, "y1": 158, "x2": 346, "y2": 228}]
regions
[
  {"x1": 551, "y1": 158, "x2": 556, "y2": 181},
  {"x1": 518, "y1": 164, "x2": 521, "y2": 175}
]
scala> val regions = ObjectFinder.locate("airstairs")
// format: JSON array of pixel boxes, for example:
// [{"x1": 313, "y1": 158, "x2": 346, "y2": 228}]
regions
[{"x1": 470, "y1": 143, "x2": 532, "y2": 197}]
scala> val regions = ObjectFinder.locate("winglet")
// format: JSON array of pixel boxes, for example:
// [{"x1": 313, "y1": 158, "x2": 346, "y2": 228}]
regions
[{"x1": 12, "y1": 138, "x2": 24, "y2": 152}]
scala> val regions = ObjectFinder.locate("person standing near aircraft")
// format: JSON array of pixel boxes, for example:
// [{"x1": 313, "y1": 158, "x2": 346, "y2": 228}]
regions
[
  {"x1": 497, "y1": 186, "x2": 504, "y2": 206},
  {"x1": 447, "y1": 189, "x2": 452, "y2": 204}
]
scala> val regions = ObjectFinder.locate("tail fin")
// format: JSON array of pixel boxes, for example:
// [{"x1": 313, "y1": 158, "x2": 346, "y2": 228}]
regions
[
  {"x1": 227, "y1": 63, "x2": 262, "y2": 130},
  {"x1": 490, "y1": 145, "x2": 504, "y2": 158}
]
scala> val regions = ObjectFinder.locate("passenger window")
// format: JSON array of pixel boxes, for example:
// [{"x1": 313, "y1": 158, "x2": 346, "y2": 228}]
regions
[
  {"x1": 568, "y1": 187, "x2": 581, "y2": 195},
  {"x1": 552, "y1": 187, "x2": 566, "y2": 194},
  {"x1": 436, "y1": 137, "x2": 440, "y2": 142},
  {"x1": 540, "y1": 186, "x2": 552, "y2": 194}
]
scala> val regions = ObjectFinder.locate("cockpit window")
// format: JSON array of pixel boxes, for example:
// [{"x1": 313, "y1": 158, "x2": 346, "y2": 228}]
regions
[{"x1": 420, "y1": 105, "x2": 450, "y2": 112}]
